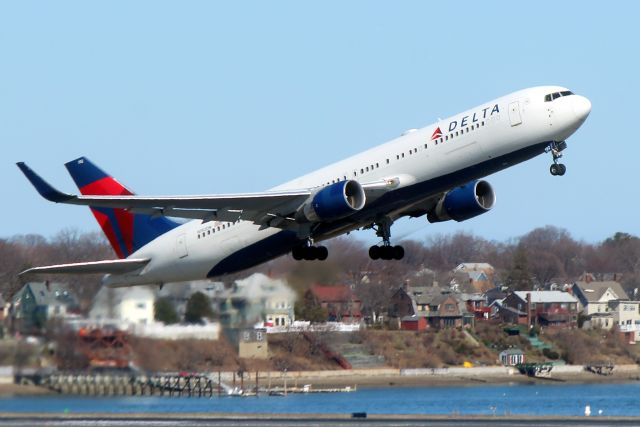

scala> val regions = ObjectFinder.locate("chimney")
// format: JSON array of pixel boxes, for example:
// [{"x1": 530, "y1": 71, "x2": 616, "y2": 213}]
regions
[{"x1": 526, "y1": 292, "x2": 532, "y2": 329}]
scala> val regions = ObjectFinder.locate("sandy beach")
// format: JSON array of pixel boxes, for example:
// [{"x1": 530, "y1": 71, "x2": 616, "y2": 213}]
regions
[{"x1": 1, "y1": 364, "x2": 638, "y2": 396}]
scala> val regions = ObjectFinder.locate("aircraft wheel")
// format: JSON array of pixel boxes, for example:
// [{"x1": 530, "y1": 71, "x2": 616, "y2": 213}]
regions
[
  {"x1": 303, "y1": 247, "x2": 317, "y2": 261},
  {"x1": 393, "y1": 245, "x2": 405, "y2": 260},
  {"x1": 292, "y1": 247, "x2": 304, "y2": 260},
  {"x1": 557, "y1": 163, "x2": 566, "y2": 176},
  {"x1": 550, "y1": 164, "x2": 558, "y2": 176},
  {"x1": 369, "y1": 245, "x2": 380, "y2": 260},
  {"x1": 317, "y1": 246, "x2": 328, "y2": 261}
]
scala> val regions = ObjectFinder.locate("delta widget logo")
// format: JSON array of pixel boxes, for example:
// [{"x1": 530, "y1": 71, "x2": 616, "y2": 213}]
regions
[{"x1": 431, "y1": 127, "x2": 442, "y2": 141}]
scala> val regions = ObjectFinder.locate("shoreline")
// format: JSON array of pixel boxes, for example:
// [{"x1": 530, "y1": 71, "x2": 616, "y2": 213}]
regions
[{"x1": 1, "y1": 364, "x2": 639, "y2": 396}]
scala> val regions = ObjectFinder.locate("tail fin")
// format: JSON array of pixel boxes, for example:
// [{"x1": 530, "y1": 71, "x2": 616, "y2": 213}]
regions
[{"x1": 65, "y1": 157, "x2": 179, "y2": 258}]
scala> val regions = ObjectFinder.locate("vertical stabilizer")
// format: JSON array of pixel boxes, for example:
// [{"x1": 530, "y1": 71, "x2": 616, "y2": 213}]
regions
[{"x1": 65, "y1": 157, "x2": 179, "y2": 258}]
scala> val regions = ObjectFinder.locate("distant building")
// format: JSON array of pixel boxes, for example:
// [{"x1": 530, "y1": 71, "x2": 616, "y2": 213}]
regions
[
  {"x1": 389, "y1": 285, "x2": 474, "y2": 330},
  {"x1": 499, "y1": 348, "x2": 525, "y2": 366},
  {"x1": 588, "y1": 300, "x2": 640, "y2": 344},
  {"x1": 11, "y1": 282, "x2": 79, "y2": 334},
  {"x1": 451, "y1": 263, "x2": 495, "y2": 293},
  {"x1": 89, "y1": 286, "x2": 155, "y2": 326},
  {"x1": 572, "y1": 281, "x2": 630, "y2": 315},
  {"x1": 238, "y1": 328, "x2": 268, "y2": 359},
  {"x1": 307, "y1": 284, "x2": 362, "y2": 323},
  {"x1": 218, "y1": 274, "x2": 296, "y2": 327},
  {"x1": 500, "y1": 291, "x2": 578, "y2": 327}
]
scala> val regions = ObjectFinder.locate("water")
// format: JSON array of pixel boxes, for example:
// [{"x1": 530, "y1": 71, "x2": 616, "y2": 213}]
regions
[{"x1": 1, "y1": 383, "x2": 639, "y2": 416}]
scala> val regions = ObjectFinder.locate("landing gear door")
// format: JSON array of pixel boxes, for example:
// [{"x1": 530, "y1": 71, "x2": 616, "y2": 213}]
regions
[
  {"x1": 176, "y1": 233, "x2": 188, "y2": 259},
  {"x1": 508, "y1": 101, "x2": 522, "y2": 126}
]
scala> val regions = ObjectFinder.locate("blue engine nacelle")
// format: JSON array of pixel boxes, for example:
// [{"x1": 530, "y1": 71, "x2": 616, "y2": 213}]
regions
[
  {"x1": 299, "y1": 180, "x2": 366, "y2": 222},
  {"x1": 427, "y1": 180, "x2": 495, "y2": 223}
]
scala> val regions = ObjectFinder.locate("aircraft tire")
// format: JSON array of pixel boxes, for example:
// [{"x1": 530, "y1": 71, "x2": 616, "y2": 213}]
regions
[
  {"x1": 292, "y1": 247, "x2": 304, "y2": 260},
  {"x1": 393, "y1": 245, "x2": 405, "y2": 260},
  {"x1": 317, "y1": 246, "x2": 328, "y2": 261},
  {"x1": 369, "y1": 245, "x2": 380, "y2": 260}
]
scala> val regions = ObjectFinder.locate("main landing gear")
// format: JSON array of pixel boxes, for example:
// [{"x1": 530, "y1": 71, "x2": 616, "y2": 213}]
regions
[
  {"x1": 292, "y1": 242, "x2": 328, "y2": 261},
  {"x1": 369, "y1": 217, "x2": 404, "y2": 261},
  {"x1": 547, "y1": 141, "x2": 567, "y2": 176}
]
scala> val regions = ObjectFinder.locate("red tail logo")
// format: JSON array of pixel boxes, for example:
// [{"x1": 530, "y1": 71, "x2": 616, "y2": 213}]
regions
[{"x1": 431, "y1": 127, "x2": 442, "y2": 140}]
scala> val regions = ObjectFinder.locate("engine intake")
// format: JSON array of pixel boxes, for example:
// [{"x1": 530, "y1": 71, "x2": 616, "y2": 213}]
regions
[
  {"x1": 427, "y1": 180, "x2": 495, "y2": 223},
  {"x1": 299, "y1": 180, "x2": 366, "y2": 222}
]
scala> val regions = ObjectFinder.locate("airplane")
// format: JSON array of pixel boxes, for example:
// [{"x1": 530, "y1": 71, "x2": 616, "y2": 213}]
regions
[{"x1": 17, "y1": 86, "x2": 591, "y2": 287}]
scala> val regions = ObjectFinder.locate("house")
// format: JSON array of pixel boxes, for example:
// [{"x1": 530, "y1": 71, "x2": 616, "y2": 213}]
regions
[
  {"x1": 460, "y1": 293, "x2": 490, "y2": 320},
  {"x1": 501, "y1": 291, "x2": 578, "y2": 327},
  {"x1": 307, "y1": 284, "x2": 362, "y2": 323},
  {"x1": 589, "y1": 300, "x2": 640, "y2": 344},
  {"x1": 451, "y1": 263, "x2": 495, "y2": 293},
  {"x1": 389, "y1": 285, "x2": 473, "y2": 329},
  {"x1": 572, "y1": 281, "x2": 630, "y2": 315},
  {"x1": 499, "y1": 348, "x2": 525, "y2": 366},
  {"x1": 11, "y1": 282, "x2": 79, "y2": 334},
  {"x1": 218, "y1": 273, "x2": 296, "y2": 327},
  {"x1": 89, "y1": 286, "x2": 155, "y2": 326}
]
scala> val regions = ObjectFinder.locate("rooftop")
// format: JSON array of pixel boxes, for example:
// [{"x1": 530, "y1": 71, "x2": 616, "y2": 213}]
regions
[
  {"x1": 513, "y1": 291, "x2": 578, "y2": 304},
  {"x1": 573, "y1": 281, "x2": 629, "y2": 302}
]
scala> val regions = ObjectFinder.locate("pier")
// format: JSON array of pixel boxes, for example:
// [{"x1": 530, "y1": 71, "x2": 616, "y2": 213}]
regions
[{"x1": 17, "y1": 370, "x2": 355, "y2": 397}]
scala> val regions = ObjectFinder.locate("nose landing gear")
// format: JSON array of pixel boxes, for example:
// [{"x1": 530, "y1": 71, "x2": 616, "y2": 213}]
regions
[{"x1": 546, "y1": 141, "x2": 567, "y2": 176}]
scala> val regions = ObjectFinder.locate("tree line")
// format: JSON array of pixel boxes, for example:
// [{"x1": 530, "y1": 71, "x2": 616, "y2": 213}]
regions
[{"x1": 2, "y1": 225, "x2": 639, "y2": 314}]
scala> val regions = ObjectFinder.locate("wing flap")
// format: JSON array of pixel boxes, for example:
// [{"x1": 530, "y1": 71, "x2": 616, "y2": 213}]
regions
[{"x1": 19, "y1": 258, "x2": 151, "y2": 276}]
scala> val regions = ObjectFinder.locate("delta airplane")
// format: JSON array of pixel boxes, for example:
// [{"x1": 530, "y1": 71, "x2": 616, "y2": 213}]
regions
[{"x1": 17, "y1": 86, "x2": 591, "y2": 287}]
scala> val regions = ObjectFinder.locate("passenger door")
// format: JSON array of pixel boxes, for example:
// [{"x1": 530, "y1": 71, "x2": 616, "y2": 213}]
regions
[{"x1": 508, "y1": 101, "x2": 522, "y2": 126}]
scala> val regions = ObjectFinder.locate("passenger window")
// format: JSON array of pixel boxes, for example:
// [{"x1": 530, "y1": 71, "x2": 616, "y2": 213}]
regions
[
  {"x1": 445, "y1": 135, "x2": 448, "y2": 141},
  {"x1": 466, "y1": 127, "x2": 469, "y2": 132},
  {"x1": 401, "y1": 153, "x2": 405, "y2": 158},
  {"x1": 424, "y1": 144, "x2": 428, "y2": 149},
  {"x1": 386, "y1": 159, "x2": 389, "y2": 164},
  {"x1": 376, "y1": 163, "x2": 379, "y2": 168},
  {"x1": 361, "y1": 168, "x2": 364, "y2": 174}
]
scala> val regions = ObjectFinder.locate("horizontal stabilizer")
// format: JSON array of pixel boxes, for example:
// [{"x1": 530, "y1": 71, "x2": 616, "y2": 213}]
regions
[{"x1": 19, "y1": 258, "x2": 150, "y2": 276}]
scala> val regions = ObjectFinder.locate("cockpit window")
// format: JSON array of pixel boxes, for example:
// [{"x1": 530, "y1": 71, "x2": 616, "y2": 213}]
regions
[{"x1": 544, "y1": 90, "x2": 574, "y2": 102}]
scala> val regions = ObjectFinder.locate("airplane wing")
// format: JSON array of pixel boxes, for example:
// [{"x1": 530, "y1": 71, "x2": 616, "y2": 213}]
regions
[
  {"x1": 19, "y1": 258, "x2": 150, "y2": 276},
  {"x1": 17, "y1": 162, "x2": 312, "y2": 225}
]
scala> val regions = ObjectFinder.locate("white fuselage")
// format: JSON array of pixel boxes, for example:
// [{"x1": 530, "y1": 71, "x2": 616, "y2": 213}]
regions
[{"x1": 105, "y1": 86, "x2": 590, "y2": 286}]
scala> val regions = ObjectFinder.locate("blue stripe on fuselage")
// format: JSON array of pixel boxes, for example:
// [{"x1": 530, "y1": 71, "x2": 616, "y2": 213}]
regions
[{"x1": 206, "y1": 141, "x2": 550, "y2": 277}]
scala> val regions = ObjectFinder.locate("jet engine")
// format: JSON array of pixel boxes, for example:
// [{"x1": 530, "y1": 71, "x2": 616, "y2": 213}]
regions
[
  {"x1": 427, "y1": 180, "x2": 495, "y2": 223},
  {"x1": 298, "y1": 180, "x2": 366, "y2": 222}
]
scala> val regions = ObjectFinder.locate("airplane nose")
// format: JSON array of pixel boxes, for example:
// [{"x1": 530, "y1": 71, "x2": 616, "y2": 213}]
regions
[{"x1": 572, "y1": 95, "x2": 591, "y2": 122}]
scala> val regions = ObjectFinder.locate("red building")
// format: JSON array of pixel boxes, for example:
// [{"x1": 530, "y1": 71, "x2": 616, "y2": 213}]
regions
[
  {"x1": 307, "y1": 284, "x2": 362, "y2": 323},
  {"x1": 501, "y1": 291, "x2": 578, "y2": 327}
]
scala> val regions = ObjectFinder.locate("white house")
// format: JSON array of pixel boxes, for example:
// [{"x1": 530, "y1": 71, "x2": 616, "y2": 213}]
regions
[
  {"x1": 89, "y1": 286, "x2": 155, "y2": 326},
  {"x1": 572, "y1": 281, "x2": 629, "y2": 315}
]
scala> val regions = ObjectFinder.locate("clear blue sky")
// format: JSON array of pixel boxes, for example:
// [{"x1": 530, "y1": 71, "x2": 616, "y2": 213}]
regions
[{"x1": 0, "y1": 2, "x2": 636, "y2": 244}]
